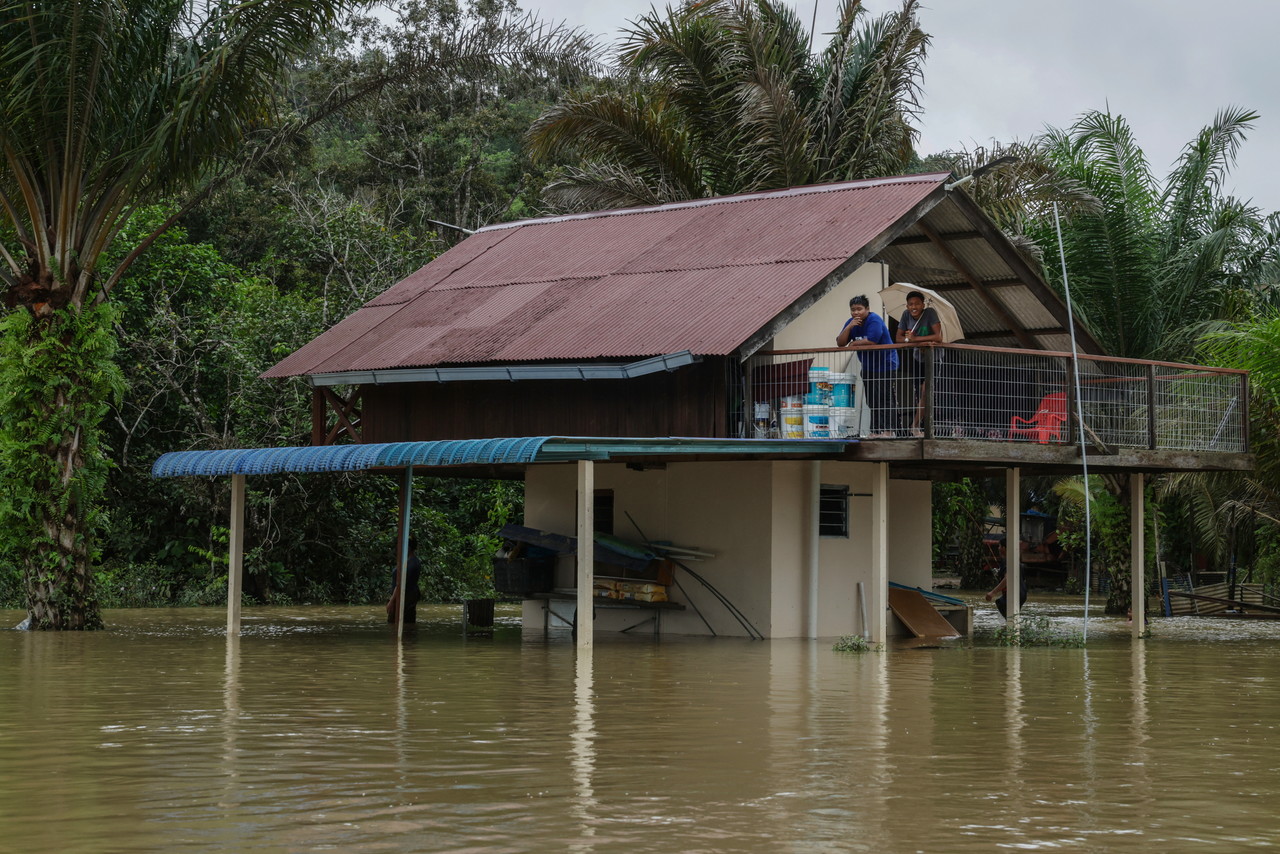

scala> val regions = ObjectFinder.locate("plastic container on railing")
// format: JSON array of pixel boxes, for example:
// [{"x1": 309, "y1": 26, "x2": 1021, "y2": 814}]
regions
[
  {"x1": 802, "y1": 404, "x2": 831, "y2": 438},
  {"x1": 752, "y1": 402, "x2": 771, "y2": 438},
  {"x1": 780, "y1": 397, "x2": 805, "y2": 438},
  {"x1": 808, "y1": 366, "x2": 833, "y2": 405},
  {"x1": 829, "y1": 406, "x2": 857, "y2": 438},
  {"x1": 830, "y1": 373, "x2": 854, "y2": 407}
]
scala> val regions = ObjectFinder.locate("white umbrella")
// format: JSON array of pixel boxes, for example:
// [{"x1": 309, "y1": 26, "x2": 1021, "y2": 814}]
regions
[{"x1": 877, "y1": 282, "x2": 963, "y2": 342}]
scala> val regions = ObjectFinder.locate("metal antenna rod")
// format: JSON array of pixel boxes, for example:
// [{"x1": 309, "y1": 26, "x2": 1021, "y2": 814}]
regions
[{"x1": 1054, "y1": 202, "x2": 1092, "y2": 641}]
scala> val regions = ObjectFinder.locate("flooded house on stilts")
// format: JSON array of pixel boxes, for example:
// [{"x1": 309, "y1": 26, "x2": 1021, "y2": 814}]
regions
[{"x1": 152, "y1": 173, "x2": 1253, "y2": 645}]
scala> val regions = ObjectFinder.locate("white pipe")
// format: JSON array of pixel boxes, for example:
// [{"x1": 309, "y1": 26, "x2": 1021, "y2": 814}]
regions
[
  {"x1": 1054, "y1": 202, "x2": 1093, "y2": 641},
  {"x1": 857, "y1": 581, "x2": 868, "y2": 640},
  {"x1": 227, "y1": 474, "x2": 244, "y2": 637},
  {"x1": 809, "y1": 461, "x2": 821, "y2": 639},
  {"x1": 576, "y1": 460, "x2": 594, "y2": 649}
]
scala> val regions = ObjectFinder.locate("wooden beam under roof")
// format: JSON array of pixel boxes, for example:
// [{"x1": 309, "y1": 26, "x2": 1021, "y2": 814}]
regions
[
  {"x1": 916, "y1": 219, "x2": 1040, "y2": 350},
  {"x1": 962, "y1": 326, "x2": 1071, "y2": 342},
  {"x1": 889, "y1": 230, "x2": 982, "y2": 247},
  {"x1": 945, "y1": 190, "x2": 1106, "y2": 355},
  {"x1": 875, "y1": 261, "x2": 964, "y2": 281},
  {"x1": 927, "y1": 277, "x2": 1023, "y2": 291}
]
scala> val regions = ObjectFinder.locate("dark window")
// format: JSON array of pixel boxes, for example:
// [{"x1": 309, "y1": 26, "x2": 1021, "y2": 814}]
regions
[
  {"x1": 594, "y1": 490, "x2": 614, "y2": 535},
  {"x1": 819, "y1": 485, "x2": 850, "y2": 538}
]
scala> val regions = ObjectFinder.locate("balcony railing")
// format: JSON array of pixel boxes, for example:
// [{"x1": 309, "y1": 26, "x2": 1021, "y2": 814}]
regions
[{"x1": 737, "y1": 343, "x2": 1248, "y2": 454}]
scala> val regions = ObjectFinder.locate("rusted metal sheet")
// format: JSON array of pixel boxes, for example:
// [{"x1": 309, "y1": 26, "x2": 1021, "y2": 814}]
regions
[{"x1": 265, "y1": 175, "x2": 949, "y2": 378}]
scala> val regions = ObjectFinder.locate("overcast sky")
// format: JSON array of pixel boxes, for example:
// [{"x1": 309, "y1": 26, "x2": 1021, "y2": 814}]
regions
[{"x1": 523, "y1": 0, "x2": 1279, "y2": 213}]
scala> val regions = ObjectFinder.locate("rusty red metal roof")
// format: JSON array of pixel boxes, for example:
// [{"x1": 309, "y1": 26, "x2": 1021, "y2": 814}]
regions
[{"x1": 264, "y1": 174, "x2": 950, "y2": 378}]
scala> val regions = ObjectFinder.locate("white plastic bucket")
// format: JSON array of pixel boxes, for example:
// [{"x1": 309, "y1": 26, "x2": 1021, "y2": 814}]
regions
[
  {"x1": 829, "y1": 373, "x2": 854, "y2": 407},
  {"x1": 803, "y1": 404, "x2": 830, "y2": 438},
  {"x1": 808, "y1": 366, "x2": 833, "y2": 405},
  {"x1": 829, "y1": 406, "x2": 857, "y2": 438},
  {"x1": 782, "y1": 410, "x2": 805, "y2": 438}
]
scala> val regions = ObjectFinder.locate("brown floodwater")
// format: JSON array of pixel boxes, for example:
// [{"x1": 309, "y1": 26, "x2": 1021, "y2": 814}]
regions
[{"x1": 3, "y1": 598, "x2": 1280, "y2": 853}]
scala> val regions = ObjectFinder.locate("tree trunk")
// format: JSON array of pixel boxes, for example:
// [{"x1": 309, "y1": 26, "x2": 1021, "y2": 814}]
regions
[
  {"x1": 25, "y1": 438, "x2": 101, "y2": 629},
  {"x1": 0, "y1": 305, "x2": 121, "y2": 630}
]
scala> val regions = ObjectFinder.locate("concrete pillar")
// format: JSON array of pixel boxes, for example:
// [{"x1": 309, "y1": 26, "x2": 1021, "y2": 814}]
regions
[
  {"x1": 869, "y1": 462, "x2": 888, "y2": 647},
  {"x1": 1005, "y1": 467, "x2": 1021, "y2": 626},
  {"x1": 396, "y1": 466, "x2": 414, "y2": 640},
  {"x1": 227, "y1": 474, "x2": 245, "y2": 637},
  {"x1": 576, "y1": 460, "x2": 594, "y2": 650},
  {"x1": 1130, "y1": 474, "x2": 1145, "y2": 637}
]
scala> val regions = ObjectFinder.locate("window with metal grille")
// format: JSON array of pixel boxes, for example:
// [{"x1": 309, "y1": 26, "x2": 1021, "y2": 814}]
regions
[
  {"x1": 819, "y1": 485, "x2": 850, "y2": 538},
  {"x1": 594, "y1": 490, "x2": 614, "y2": 535}
]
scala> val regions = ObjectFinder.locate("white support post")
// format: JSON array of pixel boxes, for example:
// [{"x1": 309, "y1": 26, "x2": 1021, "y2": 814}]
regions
[
  {"x1": 869, "y1": 462, "x2": 888, "y2": 647},
  {"x1": 1130, "y1": 474, "x2": 1145, "y2": 637},
  {"x1": 227, "y1": 474, "x2": 245, "y2": 637},
  {"x1": 576, "y1": 460, "x2": 594, "y2": 649},
  {"x1": 808, "y1": 461, "x2": 821, "y2": 639},
  {"x1": 1006, "y1": 467, "x2": 1021, "y2": 626},
  {"x1": 396, "y1": 466, "x2": 414, "y2": 640}
]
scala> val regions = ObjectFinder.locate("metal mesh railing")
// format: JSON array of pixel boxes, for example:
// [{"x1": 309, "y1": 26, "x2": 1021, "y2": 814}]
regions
[{"x1": 735, "y1": 344, "x2": 1247, "y2": 452}]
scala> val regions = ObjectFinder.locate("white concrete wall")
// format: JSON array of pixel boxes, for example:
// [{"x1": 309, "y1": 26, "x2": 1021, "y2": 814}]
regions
[
  {"x1": 888, "y1": 479, "x2": 933, "y2": 590},
  {"x1": 771, "y1": 262, "x2": 889, "y2": 350},
  {"x1": 814, "y1": 461, "x2": 866, "y2": 638},
  {"x1": 522, "y1": 461, "x2": 776, "y2": 637},
  {"x1": 520, "y1": 459, "x2": 932, "y2": 639},
  {"x1": 767, "y1": 461, "x2": 807, "y2": 637},
  {"x1": 663, "y1": 461, "x2": 775, "y2": 637}
]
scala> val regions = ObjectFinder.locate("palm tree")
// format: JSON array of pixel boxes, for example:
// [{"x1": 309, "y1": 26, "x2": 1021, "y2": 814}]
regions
[
  {"x1": 0, "y1": 0, "x2": 593, "y2": 629},
  {"x1": 527, "y1": 0, "x2": 929, "y2": 212},
  {"x1": 1164, "y1": 312, "x2": 1280, "y2": 574},
  {"x1": 1033, "y1": 107, "x2": 1272, "y2": 360},
  {"x1": 1024, "y1": 108, "x2": 1278, "y2": 614}
]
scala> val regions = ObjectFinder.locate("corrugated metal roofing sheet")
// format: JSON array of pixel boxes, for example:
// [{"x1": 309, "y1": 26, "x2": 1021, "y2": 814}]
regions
[
  {"x1": 264, "y1": 175, "x2": 949, "y2": 378},
  {"x1": 151, "y1": 436, "x2": 851, "y2": 477}
]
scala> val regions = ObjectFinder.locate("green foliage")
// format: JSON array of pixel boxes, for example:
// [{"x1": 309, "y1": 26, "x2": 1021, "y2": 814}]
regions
[
  {"x1": 1032, "y1": 107, "x2": 1275, "y2": 360},
  {"x1": 832, "y1": 634, "x2": 879, "y2": 653},
  {"x1": 415, "y1": 479, "x2": 521, "y2": 602},
  {"x1": 988, "y1": 612, "x2": 1085, "y2": 648},
  {"x1": 0, "y1": 557, "x2": 20, "y2": 608},
  {"x1": 1053, "y1": 475, "x2": 1142, "y2": 613},
  {"x1": 932, "y1": 478, "x2": 988, "y2": 588},
  {"x1": 528, "y1": 0, "x2": 930, "y2": 211},
  {"x1": 88, "y1": 206, "x2": 524, "y2": 608},
  {"x1": 0, "y1": 0, "x2": 590, "y2": 625}
]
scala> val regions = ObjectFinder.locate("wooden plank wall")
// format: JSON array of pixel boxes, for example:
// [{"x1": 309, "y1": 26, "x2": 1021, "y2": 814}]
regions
[{"x1": 358, "y1": 359, "x2": 732, "y2": 443}]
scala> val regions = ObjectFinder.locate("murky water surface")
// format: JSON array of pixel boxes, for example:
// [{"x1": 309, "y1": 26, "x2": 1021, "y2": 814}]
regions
[{"x1": 3, "y1": 599, "x2": 1280, "y2": 852}]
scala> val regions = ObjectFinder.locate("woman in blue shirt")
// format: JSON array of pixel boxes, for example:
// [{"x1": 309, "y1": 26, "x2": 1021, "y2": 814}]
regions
[{"x1": 836, "y1": 295, "x2": 899, "y2": 437}]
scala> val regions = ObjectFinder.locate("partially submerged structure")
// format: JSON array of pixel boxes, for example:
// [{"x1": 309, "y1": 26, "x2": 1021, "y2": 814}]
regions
[{"x1": 153, "y1": 173, "x2": 1252, "y2": 645}]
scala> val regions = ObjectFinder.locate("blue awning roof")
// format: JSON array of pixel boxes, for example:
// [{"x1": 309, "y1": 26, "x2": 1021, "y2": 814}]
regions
[{"x1": 151, "y1": 436, "x2": 853, "y2": 478}]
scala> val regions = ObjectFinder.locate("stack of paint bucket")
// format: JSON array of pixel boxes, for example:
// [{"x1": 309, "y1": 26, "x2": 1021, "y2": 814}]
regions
[
  {"x1": 803, "y1": 366, "x2": 832, "y2": 438},
  {"x1": 780, "y1": 396, "x2": 805, "y2": 438},
  {"x1": 828, "y1": 372, "x2": 856, "y2": 438}
]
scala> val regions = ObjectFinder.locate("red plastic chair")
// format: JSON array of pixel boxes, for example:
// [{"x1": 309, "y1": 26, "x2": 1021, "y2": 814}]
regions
[{"x1": 1009, "y1": 392, "x2": 1067, "y2": 443}]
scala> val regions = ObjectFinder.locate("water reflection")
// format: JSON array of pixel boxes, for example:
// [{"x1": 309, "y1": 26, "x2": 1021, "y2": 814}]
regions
[
  {"x1": 569, "y1": 649, "x2": 597, "y2": 851},
  {"x1": 4, "y1": 603, "x2": 1280, "y2": 852}
]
